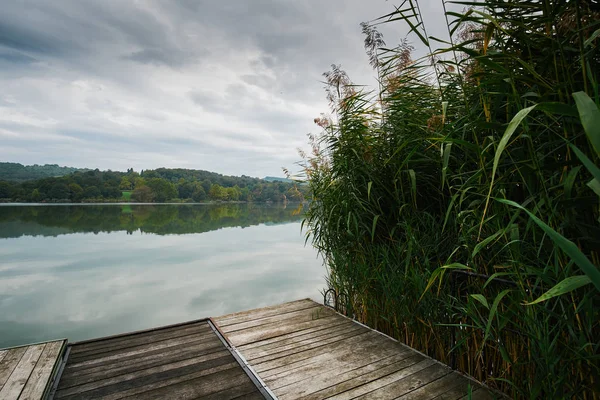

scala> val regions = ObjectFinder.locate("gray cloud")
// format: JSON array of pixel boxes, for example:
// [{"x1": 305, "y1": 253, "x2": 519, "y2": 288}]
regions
[{"x1": 0, "y1": 0, "x2": 449, "y2": 177}]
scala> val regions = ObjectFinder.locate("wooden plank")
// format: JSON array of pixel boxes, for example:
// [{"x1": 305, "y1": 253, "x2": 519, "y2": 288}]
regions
[
  {"x1": 395, "y1": 372, "x2": 464, "y2": 400},
  {"x1": 69, "y1": 322, "x2": 211, "y2": 355},
  {"x1": 430, "y1": 376, "x2": 475, "y2": 400},
  {"x1": 0, "y1": 350, "x2": 8, "y2": 364},
  {"x1": 67, "y1": 328, "x2": 214, "y2": 362},
  {"x1": 117, "y1": 366, "x2": 252, "y2": 400},
  {"x1": 295, "y1": 354, "x2": 425, "y2": 400},
  {"x1": 252, "y1": 331, "x2": 376, "y2": 374},
  {"x1": 194, "y1": 380, "x2": 260, "y2": 400},
  {"x1": 323, "y1": 358, "x2": 437, "y2": 400},
  {"x1": 237, "y1": 318, "x2": 349, "y2": 351},
  {"x1": 99, "y1": 361, "x2": 239, "y2": 400},
  {"x1": 60, "y1": 339, "x2": 227, "y2": 384},
  {"x1": 215, "y1": 299, "x2": 317, "y2": 326},
  {"x1": 248, "y1": 323, "x2": 368, "y2": 364},
  {"x1": 274, "y1": 349, "x2": 417, "y2": 398},
  {"x1": 55, "y1": 354, "x2": 236, "y2": 399},
  {"x1": 18, "y1": 340, "x2": 65, "y2": 400},
  {"x1": 66, "y1": 333, "x2": 221, "y2": 369},
  {"x1": 64, "y1": 335, "x2": 221, "y2": 374},
  {"x1": 352, "y1": 364, "x2": 451, "y2": 399},
  {"x1": 226, "y1": 315, "x2": 342, "y2": 347},
  {"x1": 59, "y1": 347, "x2": 230, "y2": 389},
  {"x1": 258, "y1": 331, "x2": 400, "y2": 383},
  {"x1": 0, "y1": 344, "x2": 45, "y2": 400},
  {"x1": 242, "y1": 320, "x2": 364, "y2": 360},
  {"x1": 220, "y1": 305, "x2": 328, "y2": 334},
  {"x1": 0, "y1": 347, "x2": 28, "y2": 389}
]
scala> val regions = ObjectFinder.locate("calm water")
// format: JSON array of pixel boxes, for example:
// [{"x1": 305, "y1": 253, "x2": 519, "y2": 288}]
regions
[{"x1": 0, "y1": 203, "x2": 325, "y2": 348}]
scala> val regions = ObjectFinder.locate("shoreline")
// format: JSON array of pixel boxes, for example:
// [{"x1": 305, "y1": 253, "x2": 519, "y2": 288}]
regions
[{"x1": 0, "y1": 201, "x2": 307, "y2": 206}]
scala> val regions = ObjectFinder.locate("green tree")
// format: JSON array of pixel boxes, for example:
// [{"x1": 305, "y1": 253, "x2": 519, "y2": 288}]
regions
[
  {"x1": 133, "y1": 177, "x2": 146, "y2": 189},
  {"x1": 192, "y1": 186, "x2": 206, "y2": 202},
  {"x1": 69, "y1": 183, "x2": 84, "y2": 202},
  {"x1": 48, "y1": 183, "x2": 70, "y2": 200},
  {"x1": 177, "y1": 181, "x2": 196, "y2": 199},
  {"x1": 209, "y1": 183, "x2": 226, "y2": 201},
  {"x1": 119, "y1": 177, "x2": 132, "y2": 190},
  {"x1": 0, "y1": 181, "x2": 12, "y2": 199},
  {"x1": 83, "y1": 186, "x2": 101, "y2": 199},
  {"x1": 146, "y1": 178, "x2": 177, "y2": 202},
  {"x1": 31, "y1": 188, "x2": 41, "y2": 201},
  {"x1": 131, "y1": 185, "x2": 154, "y2": 202}
]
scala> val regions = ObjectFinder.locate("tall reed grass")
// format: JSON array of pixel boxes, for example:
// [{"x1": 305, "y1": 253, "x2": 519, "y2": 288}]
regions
[{"x1": 301, "y1": 1, "x2": 600, "y2": 397}]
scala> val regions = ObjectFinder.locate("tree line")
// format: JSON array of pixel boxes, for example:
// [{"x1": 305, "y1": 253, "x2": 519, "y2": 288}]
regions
[
  {"x1": 0, "y1": 162, "x2": 88, "y2": 182},
  {"x1": 0, "y1": 167, "x2": 307, "y2": 203}
]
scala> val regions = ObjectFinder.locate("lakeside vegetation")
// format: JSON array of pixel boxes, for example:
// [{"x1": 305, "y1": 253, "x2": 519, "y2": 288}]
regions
[
  {"x1": 302, "y1": 0, "x2": 599, "y2": 398},
  {"x1": 0, "y1": 166, "x2": 307, "y2": 203}
]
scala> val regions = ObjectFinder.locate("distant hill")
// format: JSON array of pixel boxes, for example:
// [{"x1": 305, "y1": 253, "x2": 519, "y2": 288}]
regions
[
  {"x1": 264, "y1": 176, "x2": 294, "y2": 183},
  {"x1": 0, "y1": 162, "x2": 88, "y2": 182}
]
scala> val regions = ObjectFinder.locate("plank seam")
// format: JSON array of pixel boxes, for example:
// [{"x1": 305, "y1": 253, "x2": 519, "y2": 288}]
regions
[
  {"x1": 208, "y1": 318, "x2": 277, "y2": 400},
  {"x1": 47, "y1": 345, "x2": 71, "y2": 400}
]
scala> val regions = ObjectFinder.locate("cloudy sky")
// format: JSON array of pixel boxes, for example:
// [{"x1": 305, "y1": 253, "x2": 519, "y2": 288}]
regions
[{"x1": 0, "y1": 0, "x2": 450, "y2": 178}]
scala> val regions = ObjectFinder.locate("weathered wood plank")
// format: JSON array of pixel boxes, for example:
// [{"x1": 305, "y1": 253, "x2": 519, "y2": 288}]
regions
[
  {"x1": 98, "y1": 362, "x2": 239, "y2": 400},
  {"x1": 431, "y1": 376, "x2": 476, "y2": 400},
  {"x1": 243, "y1": 321, "x2": 365, "y2": 360},
  {"x1": 259, "y1": 332, "x2": 401, "y2": 384},
  {"x1": 226, "y1": 315, "x2": 342, "y2": 347},
  {"x1": 18, "y1": 340, "x2": 65, "y2": 400},
  {"x1": 395, "y1": 372, "x2": 464, "y2": 400},
  {"x1": 237, "y1": 318, "x2": 349, "y2": 351},
  {"x1": 60, "y1": 346, "x2": 230, "y2": 390},
  {"x1": 60, "y1": 339, "x2": 226, "y2": 384},
  {"x1": 323, "y1": 358, "x2": 437, "y2": 400},
  {"x1": 67, "y1": 328, "x2": 215, "y2": 362},
  {"x1": 66, "y1": 333, "x2": 220, "y2": 369},
  {"x1": 64, "y1": 335, "x2": 221, "y2": 374},
  {"x1": 274, "y1": 349, "x2": 416, "y2": 398},
  {"x1": 283, "y1": 354, "x2": 424, "y2": 400},
  {"x1": 117, "y1": 366, "x2": 252, "y2": 400},
  {"x1": 0, "y1": 344, "x2": 45, "y2": 400},
  {"x1": 248, "y1": 323, "x2": 368, "y2": 364},
  {"x1": 55, "y1": 354, "x2": 236, "y2": 399},
  {"x1": 0, "y1": 350, "x2": 8, "y2": 364},
  {"x1": 194, "y1": 380, "x2": 261, "y2": 400},
  {"x1": 220, "y1": 305, "x2": 328, "y2": 334},
  {"x1": 0, "y1": 346, "x2": 28, "y2": 389},
  {"x1": 252, "y1": 331, "x2": 377, "y2": 374},
  {"x1": 352, "y1": 364, "x2": 452, "y2": 399},
  {"x1": 215, "y1": 299, "x2": 316, "y2": 326},
  {"x1": 69, "y1": 322, "x2": 211, "y2": 355}
]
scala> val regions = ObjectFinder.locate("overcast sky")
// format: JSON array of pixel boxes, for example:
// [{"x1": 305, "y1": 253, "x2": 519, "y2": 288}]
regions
[{"x1": 0, "y1": 0, "x2": 450, "y2": 178}]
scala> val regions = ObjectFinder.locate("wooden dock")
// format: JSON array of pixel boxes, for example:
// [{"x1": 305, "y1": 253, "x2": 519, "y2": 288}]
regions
[
  {"x1": 0, "y1": 339, "x2": 67, "y2": 400},
  {"x1": 1, "y1": 299, "x2": 498, "y2": 399},
  {"x1": 214, "y1": 299, "x2": 495, "y2": 400}
]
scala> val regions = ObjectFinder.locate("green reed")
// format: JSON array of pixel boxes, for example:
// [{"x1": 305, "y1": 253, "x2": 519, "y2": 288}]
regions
[{"x1": 301, "y1": 1, "x2": 600, "y2": 398}]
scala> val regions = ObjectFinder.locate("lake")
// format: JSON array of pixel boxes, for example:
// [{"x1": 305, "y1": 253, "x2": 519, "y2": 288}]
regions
[{"x1": 0, "y1": 203, "x2": 325, "y2": 348}]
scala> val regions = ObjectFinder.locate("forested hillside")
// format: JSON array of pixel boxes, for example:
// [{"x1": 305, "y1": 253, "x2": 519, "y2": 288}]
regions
[
  {"x1": 0, "y1": 167, "x2": 306, "y2": 203},
  {"x1": 0, "y1": 162, "x2": 88, "y2": 182}
]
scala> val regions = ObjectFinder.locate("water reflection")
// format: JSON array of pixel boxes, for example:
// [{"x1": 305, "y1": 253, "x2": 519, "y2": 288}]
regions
[
  {"x1": 0, "y1": 204, "x2": 324, "y2": 348},
  {"x1": 0, "y1": 203, "x2": 305, "y2": 238}
]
